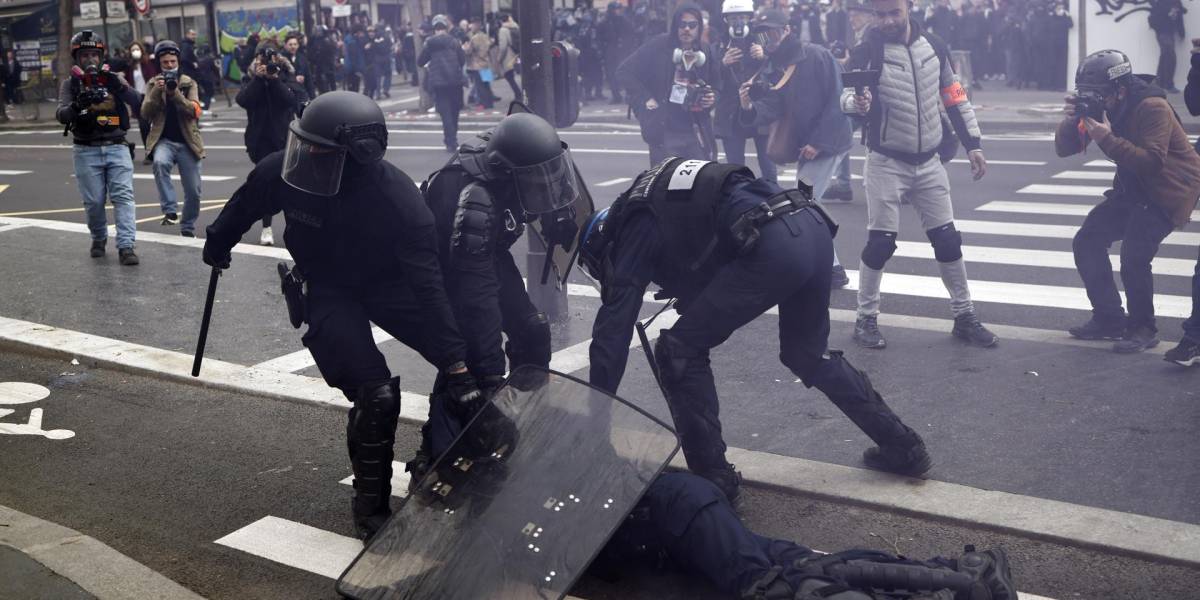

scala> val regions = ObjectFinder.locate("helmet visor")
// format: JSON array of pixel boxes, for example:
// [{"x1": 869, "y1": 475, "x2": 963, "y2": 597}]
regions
[
  {"x1": 282, "y1": 127, "x2": 347, "y2": 197},
  {"x1": 511, "y1": 150, "x2": 581, "y2": 214}
]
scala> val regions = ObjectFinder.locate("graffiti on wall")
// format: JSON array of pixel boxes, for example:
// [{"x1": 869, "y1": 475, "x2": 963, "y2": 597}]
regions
[
  {"x1": 1093, "y1": 0, "x2": 1153, "y2": 22},
  {"x1": 217, "y1": 7, "x2": 299, "y2": 79}
]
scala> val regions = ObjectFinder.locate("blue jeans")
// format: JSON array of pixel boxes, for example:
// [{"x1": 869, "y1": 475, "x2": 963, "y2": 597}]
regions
[
  {"x1": 834, "y1": 150, "x2": 851, "y2": 184},
  {"x1": 797, "y1": 152, "x2": 842, "y2": 267},
  {"x1": 721, "y1": 134, "x2": 777, "y2": 183},
  {"x1": 152, "y1": 139, "x2": 203, "y2": 233},
  {"x1": 72, "y1": 143, "x2": 136, "y2": 249},
  {"x1": 1184, "y1": 245, "x2": 1200, "y2": 341}
]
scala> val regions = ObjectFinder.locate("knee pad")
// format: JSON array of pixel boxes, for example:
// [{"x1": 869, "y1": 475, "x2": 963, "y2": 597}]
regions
[
  {"x1": 505, "y1": 312, "x2": 551, "y2": 369},
  {"x1": 349, "y1": 377, "x2": 401, "y2": 444},
  {"x1": 860, "y1": 230, "x2": 898, "y2": 270},
  {"x1": 654, "y1": 332, "x2": 708, "y2": 385},
  {"x1": 926, "y1": 222, "x2": 963, "y2": 263}
]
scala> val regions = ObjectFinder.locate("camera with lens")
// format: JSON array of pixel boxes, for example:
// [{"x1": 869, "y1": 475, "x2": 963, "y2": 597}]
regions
[
  {"x1": 1073, "y1": 90, "x2": 1106, "y2": 122},
  {"x1": 684, "y1": 81, "x2": 715, "y2": 111},
  {"x1": 260, "y1": 47, "x2": 279, "y2": 75},
  {"x1": 162, "y1": 69, "x2": 178, "y2": 91}
]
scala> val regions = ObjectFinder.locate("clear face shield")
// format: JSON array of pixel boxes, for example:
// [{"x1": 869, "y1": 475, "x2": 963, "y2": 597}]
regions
[
  {"x1": 510, "y1": 148, "x2": 581, "y2": 215},
  {"x1": 281, "y1": 124, "x2": 348, "y2": 197}
]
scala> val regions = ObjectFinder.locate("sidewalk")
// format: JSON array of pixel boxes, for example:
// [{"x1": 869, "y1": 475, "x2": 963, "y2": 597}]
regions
[{"x1": 0, "y1": 503, "x2": 203, "y2": 600}]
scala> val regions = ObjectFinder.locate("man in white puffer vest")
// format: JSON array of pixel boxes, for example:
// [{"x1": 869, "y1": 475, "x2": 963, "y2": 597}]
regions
[{"x1": 841, "y1": 0, "x2": 998, "y2": 350}]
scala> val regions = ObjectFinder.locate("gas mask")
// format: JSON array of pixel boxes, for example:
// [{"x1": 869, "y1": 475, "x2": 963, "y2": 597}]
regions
[
  {"x1": 727, "y1": 14, "x2": 753, "y2": 39},
  {"x1": 672, "y1": 48, "x2": 707, "y2": 71}
]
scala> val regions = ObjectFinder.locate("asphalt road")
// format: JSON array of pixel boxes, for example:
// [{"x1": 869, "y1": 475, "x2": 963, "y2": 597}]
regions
[{"x1": 1, "y1": 97, "x2": 1198, "y2": 598}]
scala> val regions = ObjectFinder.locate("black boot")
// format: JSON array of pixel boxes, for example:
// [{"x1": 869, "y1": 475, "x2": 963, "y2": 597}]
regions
[
  {"x1": 804, "y1": 352, "x2": 931, "y2": 477},
  {"x1": 347, "y1": 378, "x2": 402, "y2": 541},
  {"x1": 90, "y1": 239, "x2": 106, "y2": 258}
]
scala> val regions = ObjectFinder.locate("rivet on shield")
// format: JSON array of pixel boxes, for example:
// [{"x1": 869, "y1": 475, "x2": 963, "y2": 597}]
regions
[
  {"x1": 543, "y1": 497, "x2": 558, "y2": 509},
  {"x1": 453, "y1": 457, "x2": 473, "y2": 471},
  {"x1": 522, "y1": 523, "x2": 537, "y2": 536}
]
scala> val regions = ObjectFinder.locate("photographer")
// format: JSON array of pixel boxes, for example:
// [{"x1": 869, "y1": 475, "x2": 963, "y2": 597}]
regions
[
  {"x1": 56, "y1": 30, "x2": 140, "y2": 265},
  {"x1": 841, "y1": 0, "x2": 997, "y2": 351},
  {"x1": 617, "y1": 2, "x2": 718, "y2": 166},
  {"x1": 1057, "y1": 50, "x2": 1200, "y2": 354},
  {"x1": 715, "y1": 0, "x2": 776, "y2": 183},
  {"x1": 142, "y1": 40, "x2": 206, "y2": 238},
  {"x1": 236, "y1": 41, "x2": 306, "y2": 246}
]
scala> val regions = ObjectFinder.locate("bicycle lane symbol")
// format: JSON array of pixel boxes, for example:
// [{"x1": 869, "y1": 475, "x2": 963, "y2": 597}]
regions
[{"x1": 0, "y1": 382, "x2": 75, "y2": 440}]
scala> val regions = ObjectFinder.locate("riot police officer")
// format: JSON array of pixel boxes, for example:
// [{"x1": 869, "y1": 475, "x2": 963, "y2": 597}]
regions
[
  {"x1": 411, "y1": 112, "x2": 582, "y2": 471},
  {"x1": 580, "y1": 158, "x2": 931, "y2": 501},
  {"x1": 201, "y1": 91, "x2": 482, "y2": 541}
]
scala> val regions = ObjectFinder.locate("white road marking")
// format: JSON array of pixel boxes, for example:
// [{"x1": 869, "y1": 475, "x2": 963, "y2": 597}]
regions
[
  {"x1": 979, "y1": 200, "x2": 1200, "y2": 221},
  {"x1": 252, "y1": 327, "x2": 393, "y2": 373},
  {"x1": 0, "y1": 407, "x2": 75, "y2": 439},
  {"x1": 548, "y1": 310, "x2": 680, "y2": 375},
  {"x1": 338, "y1": 461, "x2": 410, "y2": 497},
  {"x1": 377, "y1": 95, "x2": 421, "y2": 108},
  {"x1": 0, "y1": 184, "x2": 7, "y2": 195},
  {"x1": 1051, "y1": 170, "x2": 1114, "y2": 180},
  {"x1": 130, "y1": 173, "x2": 237, "y2": 182},
  {"x1": 0, "y1": 169, "x2": 32, "y2": 175},
  {"x1": 0, "y1": 222, "x2": 25, "y2": 234},
  {"x1": 0, "y1": 382, "x2": 50, "y2": 404},
  {"x1": 1018, "y1": 183, "x2": 1110, "y2": 196},
  {"x1": 895, "y1": 241, "x2": 1196, "y2": 277},
  {"x1": 1084, "y1": 159, "x2": 1115, "y2": 168},
  {"x1": 955, "y1": 219, "x2": 1200, "y2": 247},
  {"x1": 215, "y1": 516, "x2": 361, "y2": 580},
  {"x1": 595, "y1": 177, "x2": 633, "y2": 187}
]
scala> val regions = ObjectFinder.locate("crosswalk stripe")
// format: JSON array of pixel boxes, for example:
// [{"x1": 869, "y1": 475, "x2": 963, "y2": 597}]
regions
[
  {"x1": 1084, "y1": 159, "x2": 1115, "y2": 168},
  {"x1": 1052, "y1": 170, "x2": 1114, "y2": 181},
  {"x1": 215, "y1": 516, "x2": 360, "y2": 580},
  {"x1": 131, "y1": 173, "x2": 237, "y2": 182},
  {"x1": 840, "y1": 269, "x2": 1193, "y2": 318},
  {"x1": 0, "y1": 169, "x2": 32, "y2": 175},
  {"x1": 896, "y1": 241, "x2": 1196, "y2": 276},
  {"x1": 1018, "y1": 183, "x2": 1109, "y2": 196},
  {"x1": 0, "y1": 184, "x2": 7, "y2": 195},
  {"x1": 978, "y1": 200, "x2": 1200, "y2": 222},
  {"x1": 955, "y1": 219, "x2": 1200, "y2": 247},
  {"x1": 337, "y1": 461, "x2": 410, "y2": 497}
]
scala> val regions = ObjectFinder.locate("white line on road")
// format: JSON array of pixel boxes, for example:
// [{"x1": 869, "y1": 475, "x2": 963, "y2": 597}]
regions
[
  {"x1": 338, "y1": 461, "x2": 410, "y2": 497},
  {"x1": 955, "y1": 218, "x2": 1200, "y2": 247},
  {"x1": 251, "y1": 326, "x2": 393, "y2": 373},
  {"x1": 595, "y1": 177, "x2": 633, "y2": 187},
  {"x1": 131, "y1": 173, "x2": 237, "y2": 182},
  {"x1": 896, "y1": 241, "x2": 1196, "y2": 277},
  {"x1": 1018, "y1": 183, "x2": 1110, "y2": 196},
  {"x1": 215, "y1": 516, "x2": 362, "y2": 580},
  {"x1": 1083, "y1": 159, "x2": 1115, "y2": 168},
  {"x1": 1051, "y1": 170, "x2": 1114, "y2": 180},
  {"x1": 0, "y1": 169, "x2": 32, "y2": 175},
  {"x1": 548, "y1": 311, "x2": 680, "y2": 375},
  {"x1": 979, "y1": 200, "x2": 1200, "y2": 221}
]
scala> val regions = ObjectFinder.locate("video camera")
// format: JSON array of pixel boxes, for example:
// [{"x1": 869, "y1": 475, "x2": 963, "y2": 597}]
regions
[
  {"x1": 841, "y1": 69, "x2": 880, "y2": 96},
  {"x1": 162, "y1": 69, "x2": 179, "y2": 91},
  {"x1": 73, "y1": 64, "x2": 112, "y2": 109}
]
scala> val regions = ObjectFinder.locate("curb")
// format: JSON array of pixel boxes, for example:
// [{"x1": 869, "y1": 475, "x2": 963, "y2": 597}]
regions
[
  {"x1": 0, "y1": 309, "x2": 1197, "y2": 571},
  {"x1": 0, "y1": 504, "x2": 204, "y2": 600}
]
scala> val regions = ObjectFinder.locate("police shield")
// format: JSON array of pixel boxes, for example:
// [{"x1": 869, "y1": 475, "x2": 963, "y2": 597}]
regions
[
  {"x1": 335, "y1": 367, "x2": 679, "y2": 600},
  {"x1": 529, "y1": 163, "x2": 596, "y2": 287}
]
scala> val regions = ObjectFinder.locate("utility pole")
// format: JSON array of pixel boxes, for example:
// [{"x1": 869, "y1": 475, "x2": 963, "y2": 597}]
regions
[
  {"x1": 517, "y1": 0, "x2": 568, "y2": 322},
  {"x1": 57, "y1": 0, "x2": 73, "y2": 83}
]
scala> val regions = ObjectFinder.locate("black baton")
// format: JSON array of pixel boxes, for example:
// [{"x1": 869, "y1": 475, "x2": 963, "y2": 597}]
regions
[{"x1": 192, "y1": 266, "x2": 221, "y2": 377}]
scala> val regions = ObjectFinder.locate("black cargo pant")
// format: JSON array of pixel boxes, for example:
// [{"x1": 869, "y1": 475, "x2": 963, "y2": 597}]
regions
[
  {"x1": 432, "y1": 85, "x2": 463, "y2": 149},
  {"x1": 1185, "y1": 245, "x2": 1200, "y2": 341},
  {"x1": 660, "y1": 208, "x2": 922, "y2": 473},
  {"x1": 1073, "y1": 194, "x2": 1175, "y2": 331}
]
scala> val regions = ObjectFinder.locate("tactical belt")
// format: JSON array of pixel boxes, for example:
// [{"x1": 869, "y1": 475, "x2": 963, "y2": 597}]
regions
[{"x1": 729, "y1": 190, "x2": 839, "y2": 254}]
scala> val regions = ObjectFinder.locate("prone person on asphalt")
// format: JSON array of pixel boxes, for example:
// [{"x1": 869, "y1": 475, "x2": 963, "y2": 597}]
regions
[
  {"x1": 841, "y1": 0, "x2": 998, "y2": 351},
  {"x1": 57, "y1": 30, "x2": 140, "y2": 265},
  {"x1": 142, "y1": 40, "x2": 205, "y2": 238},
  {"x1": 202, "y1": 92, "x2": 483, "y2": 542},
  {"x1": 1057, "y1": 50, "x2": 1200, "y2": 354},
  {"x1": 581, "y1": 158, "x2": 932, "y2": 503}
]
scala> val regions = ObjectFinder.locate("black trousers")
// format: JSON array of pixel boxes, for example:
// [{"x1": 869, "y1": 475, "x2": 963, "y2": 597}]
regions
[
  {"x1": 432, "y1": 85, "x2": 463, "y2": 149},
  {"x1": 1157, "y1": 31, "x2": 1178, "y2": 90},
  {"x1": 1073, "y1": 195, "x2": 1175, "y2": 331},
  {"x1": 503, "y1": 69, "x2": 522, "y2": 103},
  {"x1": 1183, "y1": 245, "x2": 1200, "y2": 341}
]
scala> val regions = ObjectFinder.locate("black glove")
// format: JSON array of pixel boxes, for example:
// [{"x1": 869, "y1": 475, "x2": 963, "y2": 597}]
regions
[
  {"x1": 202, "y1": 242, "x2": 231, "y2": 270},
  {"x1": 73, "y1": 88, "x2": 107, "y2": 111},
  {"x1": 444, "y1": 369, "x2": 485, "y2": 421},
  {"x1": 539, "y1": 209, "x2": 579, "y2": 249}
]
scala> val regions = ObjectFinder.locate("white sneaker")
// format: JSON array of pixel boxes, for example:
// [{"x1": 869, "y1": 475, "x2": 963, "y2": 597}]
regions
[{"x1": 260, "y1": 226, "x2": 274, "y2": 246}]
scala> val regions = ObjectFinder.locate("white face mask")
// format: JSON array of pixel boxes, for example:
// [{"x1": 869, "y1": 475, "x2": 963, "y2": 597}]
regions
[{"x1": 131, "y1": 50, "x2": 142, "y2": 60}]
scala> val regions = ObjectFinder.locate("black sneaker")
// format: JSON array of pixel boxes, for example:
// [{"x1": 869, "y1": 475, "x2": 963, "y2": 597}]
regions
[
  {"x1": 956, "y1": 546, "x2": 1017, "y2": 600},
  {"x1": 89, "y1": 239, "x2": 106, "y2": 258},
  {"x1": 180, "y1": 230, "x2": 195, "y2": 238},
  {"x1": 952, "y1": 313, "x2": 999, "y2": 348},
  {"x1": 1164, "y1": 338, "x2": 1200, "y2": 367},
  {"x1": 1113, "y1": 325, "x2": 1158, "y2": 354},
  {"x1": 831, "y1": 265, "x2": 850, "y2": 289},
  {"x1": 1068, "y1": 317, "x2": 1125, "y2": 341},
  {"x1": 694, "y1": 463, "x2": 743, "y2": 504},
  {"x1": 853, "y1": 315, "x2": 887, "y2": 349},
  {"x1": 118, "y1": 248, "x2": 139, "y2": 266},
  {"x1": 161, "y1": 212, "x2": 178, "y2": 225},
  {"x1": 822, "y1": 182, "x2": 853, "y2": 202},
  {"x1": 862, "y1": 443, "x2": 933, "y2": 477}
]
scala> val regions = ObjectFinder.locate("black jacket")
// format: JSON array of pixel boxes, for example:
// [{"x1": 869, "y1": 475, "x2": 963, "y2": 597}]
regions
[
  {"x1": 1149, "y1": 0, "x2": 1186, "y2": 37},
  {"x1": 204, "y1": 152, "x2": 469, "y2": 370},
  {"x1": 235, "y1": 59, "x2": 304, "y2": 163},
  {"x1": 418, "y1": 32, "x2": 466, "y2": 89}
]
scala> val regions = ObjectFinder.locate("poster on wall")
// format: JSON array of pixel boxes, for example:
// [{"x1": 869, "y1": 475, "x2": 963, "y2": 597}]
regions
[
  {"x1": 9, "y1": 3, "x2": 59, "y2": 78},
  {"x1": 217, "y1": 6, "x2": 300, "y2": 80}
]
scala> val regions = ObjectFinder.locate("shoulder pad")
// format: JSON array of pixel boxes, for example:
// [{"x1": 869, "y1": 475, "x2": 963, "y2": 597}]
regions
[{"x1": 450, "y1": 183, "x2": 498, "y2": 262}]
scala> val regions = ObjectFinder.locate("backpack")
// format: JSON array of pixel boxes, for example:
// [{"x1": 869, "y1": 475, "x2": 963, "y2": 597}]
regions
[{"x1": 508, "y1": 26, "x2": 522, "y2": 56}]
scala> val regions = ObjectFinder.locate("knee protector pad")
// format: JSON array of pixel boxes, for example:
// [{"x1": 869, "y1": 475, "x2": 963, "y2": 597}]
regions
[
  {"x1": 860, "y1": 230, "x2": 898, "y2": 270},
  {"x1": 348, "y1": 377, "x2": 401, "y2": 451},
  {"x1": 654, "y1": 332, "x2": 708, "y2": 386},
  {"x1": 505, "y1": 312, "x2": 551, "y2": 369},
  {"x1": 926, "y1": 222, "x2": 963, "y2": 263}
]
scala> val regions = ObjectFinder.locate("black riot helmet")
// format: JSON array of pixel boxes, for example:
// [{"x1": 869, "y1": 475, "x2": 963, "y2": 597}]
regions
[
  {"x1": 1074, "y1": 49, "x2": 1133, "y2": 95},
  {"x1": 70, "y1": 30, "x2": 107, "y2": 61},
  {"x1": 483, "y1": 113, "x2": 580, "y2": 215},
  {"x1": 282, "y1": 91, "x2": 388, "y2": 196}
]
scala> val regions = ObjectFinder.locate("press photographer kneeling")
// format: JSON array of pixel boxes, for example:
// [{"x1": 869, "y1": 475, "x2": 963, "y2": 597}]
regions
[{"x1": 1057, "y1": 50, "x2": 1200, "y2": 353}]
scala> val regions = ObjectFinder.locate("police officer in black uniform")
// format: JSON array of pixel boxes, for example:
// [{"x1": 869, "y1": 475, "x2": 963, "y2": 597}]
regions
[
  {"x1": 410, "y1": 113, "x2": 582, "y2": 471},
  {"x1": 580, "y1": 158, "x2": 931, "y2": 501},
  {"x1": 202, "y1": 91, "x2": 483, "y2": 541}
]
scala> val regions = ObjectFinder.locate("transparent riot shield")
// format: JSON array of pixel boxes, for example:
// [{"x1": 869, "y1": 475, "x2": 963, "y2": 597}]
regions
[{"x1": 336, "y1": 367, "x2": 680, "y2": 600}]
